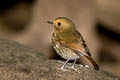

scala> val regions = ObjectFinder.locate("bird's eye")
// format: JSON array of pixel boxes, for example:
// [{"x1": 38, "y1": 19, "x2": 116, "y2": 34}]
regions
[{"x1": 57, "y1": 22, "x2": 61, "y2": 26}]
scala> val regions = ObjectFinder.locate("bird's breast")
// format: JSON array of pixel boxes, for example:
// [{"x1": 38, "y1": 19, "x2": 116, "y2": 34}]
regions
[{"x1": 52, "y1": 35, "x2": 79, "y2": 60}]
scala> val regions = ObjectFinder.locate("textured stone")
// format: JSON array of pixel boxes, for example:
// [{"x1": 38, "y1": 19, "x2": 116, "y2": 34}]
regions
[
  {"x1": 0, "y1": 38, "x2": 119, "y2": 80},
  {"x1": 0, "y1": 60, "x2": 119, "y2": 80},
  {"x1": 0, "y1": 38, "x2": 47, "y2": 65}
]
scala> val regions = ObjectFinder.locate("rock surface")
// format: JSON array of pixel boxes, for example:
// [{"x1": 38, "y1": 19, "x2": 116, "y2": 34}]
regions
[
  {"x1": 0, "y1": 38, "x2": 119, "y2": 80},
  {"x1": 0, "y1": 60, "x2": 119, "y2": 80},
  {"x1": 0, "y1": 38, "x2": 47, "y2": 65}
]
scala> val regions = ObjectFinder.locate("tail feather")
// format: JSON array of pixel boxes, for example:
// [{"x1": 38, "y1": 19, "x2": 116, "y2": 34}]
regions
[{"x1": 84, "y1": 55, "x2": 99, "y2": 70}]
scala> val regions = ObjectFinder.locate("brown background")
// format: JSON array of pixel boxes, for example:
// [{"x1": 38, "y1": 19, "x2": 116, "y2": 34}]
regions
[{"x1": 0, "y1": 0, "x2": 120, "y2": 76}]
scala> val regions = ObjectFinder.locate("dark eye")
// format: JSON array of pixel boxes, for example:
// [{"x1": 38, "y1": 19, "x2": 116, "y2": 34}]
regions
[{"x1": 58, "y1": 22, "x2": 61, "y2": 26}]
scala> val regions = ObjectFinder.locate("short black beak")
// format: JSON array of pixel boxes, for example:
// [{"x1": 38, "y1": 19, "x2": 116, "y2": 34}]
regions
[{"x1": 47, "y1": 21, "x2": 53, "y2": 24}]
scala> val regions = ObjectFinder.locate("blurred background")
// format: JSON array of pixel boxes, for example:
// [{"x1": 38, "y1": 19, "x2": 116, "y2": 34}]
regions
[{"x1": 0, "y1": 0, "x2": 120, "y2": 76}]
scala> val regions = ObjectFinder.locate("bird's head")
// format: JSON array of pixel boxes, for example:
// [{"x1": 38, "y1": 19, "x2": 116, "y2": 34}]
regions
[{"x1": 47, "y1": 17, "x2": 76, "y2": 33}]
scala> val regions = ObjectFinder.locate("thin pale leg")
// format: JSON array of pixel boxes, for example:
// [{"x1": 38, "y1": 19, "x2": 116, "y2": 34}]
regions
[
  {"x1": 67, "y1": 59, "x2": 77, "y2": 71},
  {"x1": 57, "y1": 60, "x2": 70, "y2": 66},
  {"x1": 68, "y1": 55, "x2": 82, "y2": 70},
  {"x1": 61, "y1": 57, "x2": 71, "y2": 71},
  {"x1": 71, "y1": 59, "x2": 77, "y2": 68}
]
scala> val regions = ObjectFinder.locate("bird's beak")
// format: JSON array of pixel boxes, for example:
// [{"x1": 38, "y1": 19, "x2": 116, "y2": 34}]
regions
[{"x1": 47, "y1": 21, "x2": 53, "y2": 24}]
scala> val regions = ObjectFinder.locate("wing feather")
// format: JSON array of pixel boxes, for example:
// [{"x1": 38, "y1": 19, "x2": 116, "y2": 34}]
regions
[{"x1": 59, "y1": 41, "x2": 99, "y2": 70}]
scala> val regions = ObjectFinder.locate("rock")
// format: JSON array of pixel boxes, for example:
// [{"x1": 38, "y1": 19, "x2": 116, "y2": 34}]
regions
[
  {"x1": 0, "y1": 60, "x2": 119, "y2": 80},
  {"x1": 0, "y1": 38, "x2": 119, "y2": 80},
  {"x1": 0, "y1": 38, "x2": 47, "y2": 65}
]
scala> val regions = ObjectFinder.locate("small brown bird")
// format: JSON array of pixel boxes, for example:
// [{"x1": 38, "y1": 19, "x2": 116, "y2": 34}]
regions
[{"x1": 47, "y1": 17, "x2": 99, "y2": 70}]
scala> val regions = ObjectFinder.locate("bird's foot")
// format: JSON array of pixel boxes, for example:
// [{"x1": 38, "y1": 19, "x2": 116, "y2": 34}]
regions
[
  {"x1": 57, "y1": 60, "x2": 64, "y2": 64},
  {"x1": 67, "y1": 66, "x2": 77, "y2": 71},
  {"x1": 61, "y1": 67, "x2": 67, "y2": 71},
  {"x1": 57, "y1": 67, "x2": 68, "y2": 71}
]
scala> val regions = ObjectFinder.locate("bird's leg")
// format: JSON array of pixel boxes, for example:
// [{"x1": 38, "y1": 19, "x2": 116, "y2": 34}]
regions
[
  {"x1": 68, "y1": 59, "x2": 78, "y2": 71},
  {"x1": 68, "y1": 55, "x2": 82, "y2": 70},
  {"x1": 71, "y1": 59, "x2": 77, "y2": 68},
  {"x1": 60, "y1": 58, "x2": 71, "y2": 71}
]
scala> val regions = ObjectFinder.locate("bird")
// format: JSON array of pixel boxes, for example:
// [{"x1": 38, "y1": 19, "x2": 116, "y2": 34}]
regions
[{"x1": 47, "y1": 17, "x2": 99, "y2": 70}]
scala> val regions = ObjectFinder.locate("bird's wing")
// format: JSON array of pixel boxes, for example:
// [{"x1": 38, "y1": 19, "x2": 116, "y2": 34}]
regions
[
  {"x1": 79, "y1": 38, "x2": 91, "y2": 56},
  {"x1": 75, "y1": 30, "x2": 91, "y2": 56},
  {"x1": 59, "y1": 41, "x2": 90, "y2": 56},
  {"x1": 58, "y1": 41, "x2": 99, "y2": 70}
]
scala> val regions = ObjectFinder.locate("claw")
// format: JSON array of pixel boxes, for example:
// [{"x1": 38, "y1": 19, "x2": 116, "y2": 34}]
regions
[
  {"x1": 57, "y1": 60, "x2": 64, "y2": 64},
  {"x1": 67, "y1": 66, "x2": 77, "y2": 71},
  {"x1": 57, "y1": 67, "x2": 68, "y2": 71},
  {"x1": 61, "y1": 66, "x2": 67, "y2": 71}
]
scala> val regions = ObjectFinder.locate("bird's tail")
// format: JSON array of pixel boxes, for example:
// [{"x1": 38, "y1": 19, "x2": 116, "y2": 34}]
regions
[{"x1": 84, "y1": 55, "x2": 99, "y2": 70}]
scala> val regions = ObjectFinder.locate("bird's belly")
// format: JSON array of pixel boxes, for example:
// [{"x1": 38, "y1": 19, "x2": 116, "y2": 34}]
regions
[{"x1": 52, "y1": 40, "x2": 79, "y2": 60}]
